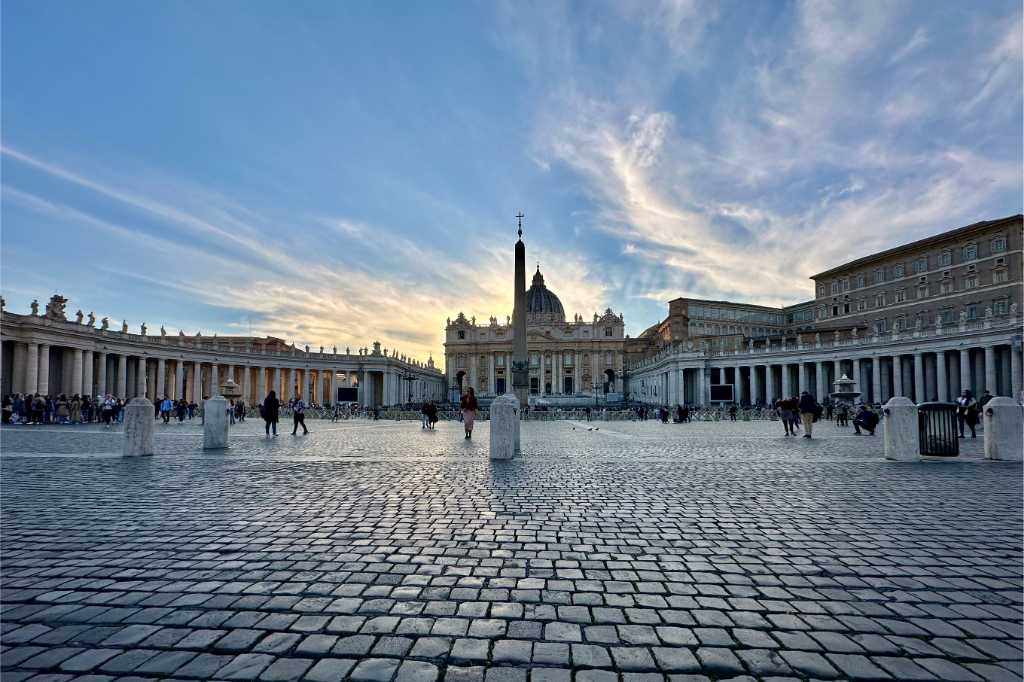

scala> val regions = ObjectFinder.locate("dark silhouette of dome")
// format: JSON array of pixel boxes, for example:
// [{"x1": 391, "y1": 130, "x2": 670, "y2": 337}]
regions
[{"x1": 526, "y1": 267, "x2": 565, "y2": 321}]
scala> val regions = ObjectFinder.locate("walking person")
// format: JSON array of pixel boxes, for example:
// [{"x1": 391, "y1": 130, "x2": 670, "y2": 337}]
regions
[
  {"x1": 460, "y1": 387, "x2": 478, "y2": 439},
  {"x1": 798, "y1": 391, "x2": 817, "y2": 439},
  {"x1": 776, "y1": 398, "x2": 794, "y2": 436},
  {"x1": 160, "y1": 396, "x2": 173, "y2": 424},
  {"x1": 836, "y1": 403, "x2": 849, "y2": 427},
  {"x1": 291, "y1": 396, "x2": 309, "y2": 435},
  {"x1": 262, "y1": 390, "x2": 280, "y2": 436},
  {"x1": 421, "y1": 400, "x2": 431, "y2": 429}
]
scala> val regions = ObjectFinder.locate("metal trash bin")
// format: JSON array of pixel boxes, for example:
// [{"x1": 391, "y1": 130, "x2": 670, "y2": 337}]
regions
[{"x1": 918, "y1": 402, "x2": 959, "y2": 457}]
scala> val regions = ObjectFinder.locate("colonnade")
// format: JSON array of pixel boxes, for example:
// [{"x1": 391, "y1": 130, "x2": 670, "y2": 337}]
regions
[
  {"x1": 2, "y1": 343, "x2": 445, "y2": 407},
  {"x1": 634, "y1": 340, "x2": 1023, "y2": 407}
]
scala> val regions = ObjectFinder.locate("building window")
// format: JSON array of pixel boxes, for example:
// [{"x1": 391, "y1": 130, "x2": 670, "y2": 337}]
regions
[
  {"x1": 831, "y1": 281, "x2": 840, "y2": 295},
  {"x1": 496, "y1": 356, "x2": 504, "y2": 367},
  {"x1": 894, "y1": 289, "x2": 906, "y2": 303},
  {"x1": 457, "y1": 330, "x2": 465, "y2": 339},
  {"x1": 875, "y1": 293, "x2": 886, "y2": 307},
  {"x1": 994, "y1": 269, "x2": 1009, "y2": 284},
  {"x1": 565, "y1": 354, "x2": 573, "y2": 366},
  {"x1": 995, "y1": 299, "x2": 1009, "y2": 315},
  {"x1": 873, "y1": 319, "x2": 888, "y2": 334},
  {"x1": 918, "y1": 285, "x2": 929, "y2": 299},
  {"x1": 964, "y1": 275, "x2": 977, "y2": 289},
  {"x1": 872, "y1": 268, "x2": 883, "y2": 284},
  {"x1": 832, "y1": 305, "x2": 839, "y2": 317},
  {"x1": 817, "y1": 284, "x2": 826, "y2": 297},
  {"x1": 605, "y1": 351, "x2": 613, "y2": 365},
  {"x1": 939, "y1": 250, "x2": 952, "y2": 267},
  {"x1": 604, "y1": 327, "x2": 612, "y2": 337},
  {"x1": 940, "y1": 280, "x2": 953, "y2": 294},
  {"x1": 963, "y1": 243, "x2": 978, "y2": 261},
  {"x1": 530, "y1": 354, "x2": 538, "y2": 367},
  {"x1": 913, "y1": 257, "x2": 928, "y2": 274},
  {"x1": 855, "y1": 273, "x2": 865, "y2": 288},
  {"x1": 817, "y1": 306, "x2": 826, "y2": 319},
  {"x1": 992, "y1": 236, "x2": 1007, "y2": 253},
  {"x1": 940, "y1": 308, "x2": 954, "y2": 324},
  {"x1": 966, "y1": 304, "x2": 978, "y2": 320},
  {"x1": 893, "y1": 263, "x2": 905, "y2": 278},
  {"x1": 895, "y1": 317, "x2": 906, "y2": 331},
  {"x1": 857, "y1": 299, "x2": 866, "y2": 311}
]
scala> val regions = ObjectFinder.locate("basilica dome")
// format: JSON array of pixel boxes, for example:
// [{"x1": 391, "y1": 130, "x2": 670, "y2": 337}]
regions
[{"x1": 526, "y1": 267, "x2": 565, "y2": 322}]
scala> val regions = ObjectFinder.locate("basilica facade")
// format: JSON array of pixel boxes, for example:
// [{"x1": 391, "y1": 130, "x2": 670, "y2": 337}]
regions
[{"x1": 444, "y1": 267, "x2": 626, "y2": 403}]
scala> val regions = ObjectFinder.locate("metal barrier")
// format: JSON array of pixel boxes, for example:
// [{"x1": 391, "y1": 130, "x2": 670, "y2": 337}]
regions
[{"x1": 917, "y1": 402, "x2": 959, "y2": 457}]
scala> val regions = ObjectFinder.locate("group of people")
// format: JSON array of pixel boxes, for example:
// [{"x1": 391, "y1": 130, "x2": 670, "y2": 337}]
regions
[
  {"x1": 955, "y1": 389, "x2": 993, "y2": 438},
  {"x1": 256, "y1": 391, "x2": 307, "y2": 436},
  {"x1": 420, "y1": 400, "x2": 440, "y2": 430},
  {"x1": 156, "y1": 397, "x2": 199, "y2": 423}
]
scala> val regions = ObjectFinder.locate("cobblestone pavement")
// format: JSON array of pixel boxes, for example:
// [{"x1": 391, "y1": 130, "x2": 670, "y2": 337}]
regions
[{"x1": 1, "y1": 419, "x2": 1021, "y2": 681}]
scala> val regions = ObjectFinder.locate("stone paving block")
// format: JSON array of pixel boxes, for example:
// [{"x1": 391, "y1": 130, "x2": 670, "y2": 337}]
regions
[
  {"x1": 259, "y1": 656, "x2": 314, "y2": 681},
  {"x1": 305, "y1": 657, "x2": 358, "y2": 682},
  {"x1": 215, "y1": 652, "x2": 276, "y2": 680},
  {"x1": 350, "y1": 657, "x2": 401, "y2": 682}
]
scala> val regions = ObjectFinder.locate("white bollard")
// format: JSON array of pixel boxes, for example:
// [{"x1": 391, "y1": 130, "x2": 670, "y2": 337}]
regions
[
  {"x1": 489, "y1": 394, "x2": 520, "y2": 460},
  {"x1": 203, "y1": 396, "x2": 229, "y2": 449},
  {"x1": 984, "y1": 397, "x2": 1023, "y2": 461},
  {"x1": 123, "y1": 397, "x2": 155, "y2": 456},
  {"x1": 883, "y1": 396, "x2": 919, "y2": 461}
]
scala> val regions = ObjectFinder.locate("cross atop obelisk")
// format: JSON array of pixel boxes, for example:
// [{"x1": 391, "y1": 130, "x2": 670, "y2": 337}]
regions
[{"x1": 511, "y1": 212, "x2": 529, "y2": 407}]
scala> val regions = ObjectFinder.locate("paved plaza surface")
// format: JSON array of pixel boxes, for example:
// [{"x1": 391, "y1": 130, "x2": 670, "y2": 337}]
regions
[{"x1": 1, "y1": 419, "x2": 1021, "y2": 682}]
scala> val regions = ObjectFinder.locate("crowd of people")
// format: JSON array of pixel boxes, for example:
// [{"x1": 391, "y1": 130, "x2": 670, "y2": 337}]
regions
[{"x1": 1, "y1": 393, "x2": 201, "y2": 427}]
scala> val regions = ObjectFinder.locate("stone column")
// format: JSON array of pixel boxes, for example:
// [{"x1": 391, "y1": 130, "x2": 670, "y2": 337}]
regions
[
  {"x1": 242, "y1": 366, "x2": 251, "y2": 403},
  {"x1": 765, "y1": 365, "x2": 775, "y2": 403},
  {"x1": 83, "y1": 350, "x2": 94, "y2": 397},
  {"x1": 491, "y1": 350, "x2": 499, "y2": 393},
  {"x1": 913, "y1": 352, "x2": 924, "y2": 403},
  {"x1": 780, "y1": 363, "x2": 791, "y2": 397},
  {"x1": 697, "y1": 366, "x2": 706, "y2": 406},
  {"x1": 871, "y1": 356, "x2": 881, "y2": 404},
  {"x1": 25, "y1": 343, "x2": 39, "y2": 395},
  {"x1": 211, "y1": 363, "x2": 220, "y2": 395},
  {"x1": 815, "y1": 361, "x2": 825, "y2": 402},
  {"x1": 192, "y1": 362, "x2": 202, "y2": 401},
  {"x1": 328, "y1": 369, "x2": 336, "y2": 404},
  {"x1": 575, "y1": 351, "x2": 582, "y2": 395},
  {"x1": 833, "y1": 359, "x2": 841, "y2": 385},
  {"x1": 11, "y1": 343, "x2": 27, "y2": 394},
  {"x1": 469, "y1": 355, "x2": 478, "y2": 394},
  {"x1": 892, "y1": 355, "x2": 903, "y2": 397},
  {"x1": 798, "y1": 363, "x2": 807, "y2": 394},
  {"x1": 62, "y1": 349, "x2": 74, "y2": 395},
  {"x1": 959, "y1": 348, "x2": 972, "y2": 397},
  {"x1": 852, "y1": 358, "x2": 861, "y2": 396},
  {"x1": 226, "y1": 364, "x2": 235, "y2": 387},
  {"x1": 175, "y1": 361, "x2": 185, "y2": 400},
  {"x1": 1012, "y1": 348, "x2": 1022, "y2": 401},
  {"x1": 156, "y1": 358, "x2": 166, "y2": 398},
  {"x1": 985, "y1": 345, "x2": 997, "y2": 395},
  {"x1": 257, "y1": 367, "x2": 266, "y2": 402},
  {"x1": 71, "y1": 349, "x2": 84, "y2": 395},
  {"x1": 96, "y1": 352, "x2": 107, "y2": 397},
  {"x1": 38, "y1": 344, "x2": 50, "y2": 396},
  {"x1": 936, "y1": 351, "x2": 948, "y2": 402},
  {"x1": 735, "y1": 365, "x2": 744, "y2": 405},
  {"x1": 750, "y1": 365, "x2": 760, "y2": 405},
  {"x1": 136, "y1": 357, "x2": 147, "y2": 398}
]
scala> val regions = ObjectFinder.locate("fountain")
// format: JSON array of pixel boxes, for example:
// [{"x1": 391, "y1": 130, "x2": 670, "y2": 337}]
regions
[{"x1": 830, "y1": 373, "x2": 861, "y2": 407}]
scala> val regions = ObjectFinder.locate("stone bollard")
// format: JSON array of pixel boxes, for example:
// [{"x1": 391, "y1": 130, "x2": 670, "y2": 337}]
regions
[
  {"x1": 489, "y1": 394, "x2": 520, "y2": 460},
  {"x1": 123, "y1": 397, "x2": 155, "y2": 456},
  {"x1": 984, "y1": 397, "x2": 1023, "y2": 461},
  {"x1": 883, "y1": 396, "x2": 918, "y2": 461},
  {"x1": 203, "y1": 395, "x2": 229, "y2": 449}
]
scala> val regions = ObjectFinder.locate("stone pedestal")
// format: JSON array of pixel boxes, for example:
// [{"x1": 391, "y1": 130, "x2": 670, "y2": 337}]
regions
[
  {"x1": 883, "y1": 396, "x2": 918, "y2": 461},
  {"x1": 489, "y1": 394, "x2": 520, "y2": 460},
  {"x1": 123, "y1": 397, "x2": 155, "y2": 456},
  {"x1": 984, "y1": 397, "x2": 1023, "y2": 461},
  {"x1": 203, "y1": 396, "x2": 229, "y2": 450}
]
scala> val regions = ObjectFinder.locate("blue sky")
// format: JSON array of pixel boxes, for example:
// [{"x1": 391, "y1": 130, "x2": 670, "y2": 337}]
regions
[{"x1": 3, "y1": 0, "x2": 1021, "y2": 363}]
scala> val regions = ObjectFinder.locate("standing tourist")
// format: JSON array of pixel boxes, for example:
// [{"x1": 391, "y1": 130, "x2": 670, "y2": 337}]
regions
[
  {"x1": 101, "y1": 395, "x2": 115, "y2": 427},
  {"x1": 460, "y1": 387, "x2": 478, "y2": 439},
  {"x1": 797, "y1": 391, "x2": 818, "y2": 439},
  {"x1": 777, "y1": 397, "x2": 796, "y2": 436},
  {"x1": 262, "y1": 390, "x2": 280, "y2": 436},
  {"x1": 175, "y1": 399, "x2": 188, "y2": 423},
  {"x1": 421, "y1": 401, "x2": 431, "y2": 429},
  {"x1": 291, "y1": 396, "x2": 308, "y2": 435},
  {"x1": 956, "y1": 390, "x2": 979, "y2": 438},
  {"x1": 835, "y1": 402, "x2": 849, "y2": 427}
]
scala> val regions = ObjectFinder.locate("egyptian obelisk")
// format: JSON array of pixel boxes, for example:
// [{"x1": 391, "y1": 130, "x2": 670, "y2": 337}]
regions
[{"x1": 511, "y1": 212, "x2": 529, "y2": 407}]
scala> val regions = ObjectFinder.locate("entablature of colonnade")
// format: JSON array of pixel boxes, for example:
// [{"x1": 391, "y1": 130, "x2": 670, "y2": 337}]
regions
[
  {"x1": 629, "y1": 314, "x2": 1021, "y2": 374},
  {"x1": 0, "y1": 306, "x2": 443, "y2": 381}
]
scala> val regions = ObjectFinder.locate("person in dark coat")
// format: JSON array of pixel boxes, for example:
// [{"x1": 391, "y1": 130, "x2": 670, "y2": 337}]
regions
[
  {"x1": 798, "y1": 391, "x2": 818, "y2": 438},
  {"x1": 262, "y1": 390, "x2": 280, "y2": 436},
  {"x1": 853, "y1": 404, "x2": 879, "y2": 435}
]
